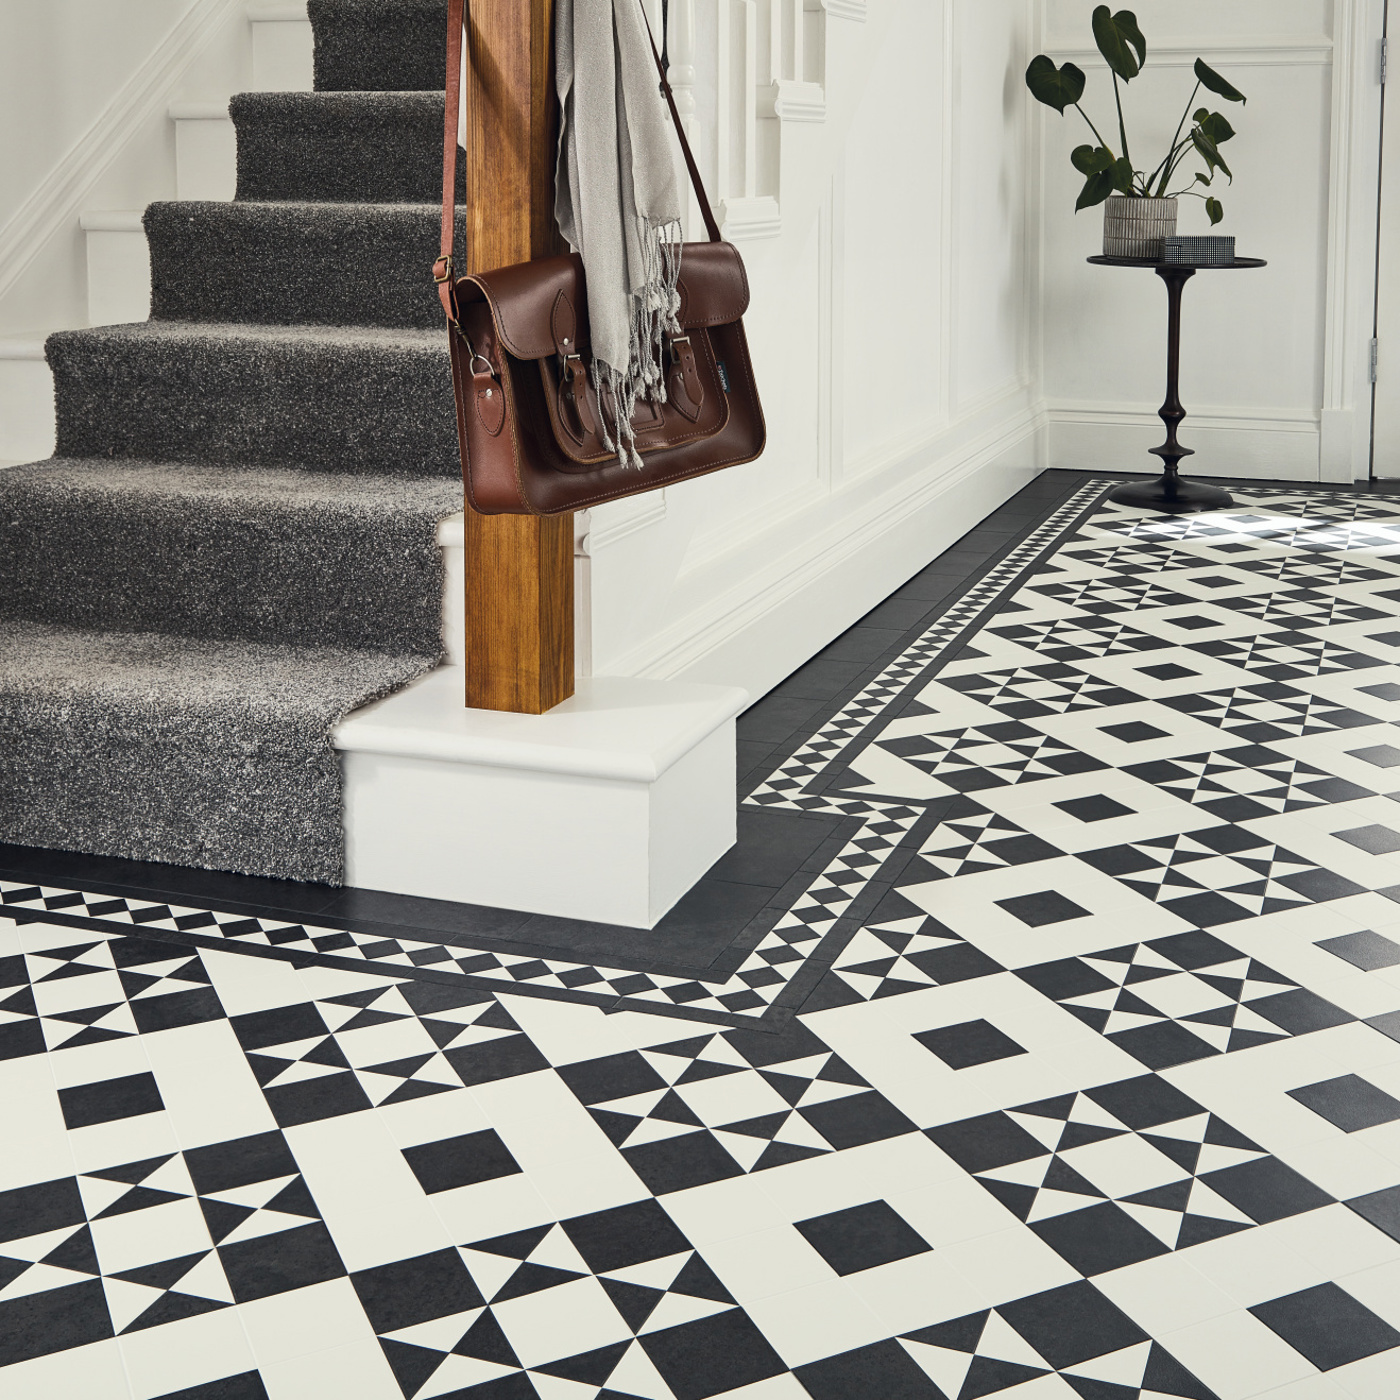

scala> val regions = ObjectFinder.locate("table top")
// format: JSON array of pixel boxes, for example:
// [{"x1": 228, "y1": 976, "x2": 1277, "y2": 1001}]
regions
[{"x1": 1087, "y1": 255, "x2": 1267, "y2": 270}]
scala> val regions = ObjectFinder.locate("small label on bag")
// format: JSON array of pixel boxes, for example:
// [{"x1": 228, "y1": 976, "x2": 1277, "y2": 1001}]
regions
[{"x1": 716, "y1": 360, "x2": 731, "y2": 393}]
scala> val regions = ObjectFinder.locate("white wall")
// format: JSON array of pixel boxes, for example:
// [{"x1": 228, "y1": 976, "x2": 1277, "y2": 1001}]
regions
[
  {"x1": 588, "y1": 0, "x2": 1042, "y2": 699},
  {"x1": 1038, "y1": 0, "x2": 1383, "y2": 485},
  {"x1": 0, "y1": 0, "x2": 252, "y2": 334}
]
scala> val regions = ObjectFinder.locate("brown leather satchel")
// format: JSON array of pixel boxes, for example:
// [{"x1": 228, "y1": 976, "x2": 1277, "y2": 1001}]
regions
[{"x1": 434, "y1": 0, "x2": 765, "y2": 515}]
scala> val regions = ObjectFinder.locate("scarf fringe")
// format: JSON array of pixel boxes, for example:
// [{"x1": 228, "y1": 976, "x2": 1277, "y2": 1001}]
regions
[{"x1": 593, "y1": 218, "x2": 684, "y2": 470}]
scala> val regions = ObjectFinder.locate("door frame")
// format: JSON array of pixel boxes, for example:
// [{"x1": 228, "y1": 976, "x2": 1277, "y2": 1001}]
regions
[{"x1": 1324, "y1": 0, "x2": 1387, "y2": 481}]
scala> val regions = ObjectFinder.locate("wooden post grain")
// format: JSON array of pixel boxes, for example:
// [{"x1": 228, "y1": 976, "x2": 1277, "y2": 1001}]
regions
[{"x1": 462, "y1": 0, "x2": 574, "y2": 713}]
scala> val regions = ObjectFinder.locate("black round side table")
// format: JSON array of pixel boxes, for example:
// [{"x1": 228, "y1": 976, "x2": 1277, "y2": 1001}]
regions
[{"x1": 1087, "y1": 254, "x2": 1267, "y2": 512}]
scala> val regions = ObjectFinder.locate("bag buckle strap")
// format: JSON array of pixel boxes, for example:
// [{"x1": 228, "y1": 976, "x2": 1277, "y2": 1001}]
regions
[{"x1": 432, "y1": 254, "x2": 454, "y2": 284}]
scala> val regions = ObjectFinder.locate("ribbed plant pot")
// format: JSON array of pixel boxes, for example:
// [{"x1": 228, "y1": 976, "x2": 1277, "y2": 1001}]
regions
[{"x1": 1103, "y1": 195, "x2": 1178, "y2": 260}]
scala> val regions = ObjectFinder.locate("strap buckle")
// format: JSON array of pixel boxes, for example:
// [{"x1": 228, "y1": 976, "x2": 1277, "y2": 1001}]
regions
[{"x1": 432, "y1": 254, "x2": 454, "y2": 284}]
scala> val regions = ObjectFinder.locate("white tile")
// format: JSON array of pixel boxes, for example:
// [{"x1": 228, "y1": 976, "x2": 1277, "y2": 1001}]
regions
[
  {"x1": 0, "y1": 1055, "x2": 72, "y2": 1190},
  {"x1": 286, "y1": 1111, "x2": 455, "y2": 1272},
  {"x1": 118, "y1": 1305, "x2": 254, "y2": 1400},
  {"x1": 0, "y1": 1338, "x2": 130, "y2": 1400},
  {"x1": 844, "y1": 1250, "x2": 989, "y2": 1333},
  {"x1": 238, "y1": 1277, "x2": 379, "y2": 1367},
  {"x1": 259, "y1": 1335, "x2": 404, "y2": 1400},
  {"x1": 525, "y1": 1147, "x2": 648, "y2": 1220},
  {"x1": 200, "y1": 948, "x2": 307, "y2": 1017},
  {"x1": 933, "y1": 1224, "x2": 1079, "y2": 1306},
  {"x1": 1273, "y1": 1137, "x2": 1400, "y2": 1202},
  {"x1": 887, "y1": 1174, "x2": 1023, "y2": 1249},
  {"x1": 490, "y1": 1275, "x2": 630, "y2": 1370},
  {"x1": 1162, "y1": 1310, "x2": 1318, "y2": 1400},
  {"x1": 1331, "y1": 1345, "x2": 1400, "y2": 1399},
  {"x1": 1184, "y1": 1226, "x2": 1326, "y2": 1308},
  {"x1": 1337, "y1": 1258, "x2": 1400, "y2": 1329},
  {"x1": 743, "y1": 1278, "x2": 889, "y2": 1367},
  {"x1": 660, "y1": 1172, "x2": 789, "y2": 1246},
  {"x1": 1264, "y1": 1203, "x2": 1400, "y2": 1282},
  {"x1": 698, "y1": 1225, "x2": 829, "y2": 1304},
  {"x1": 427, "y1": 1169, "x2": 554, "y2": 1243},
  {"x1": 140, "y1": 1020, "x2": 276, "y2": 1150},
  {"x1": 1252, "y1": 1378, "x2": 1350, "y2": 1400},
  {"x1": 1094, "y1": 1250, "x2": 1239, "y2": 1337}
]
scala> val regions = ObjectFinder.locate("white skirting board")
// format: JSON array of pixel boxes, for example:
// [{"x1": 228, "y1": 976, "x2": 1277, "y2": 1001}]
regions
[{"x1": 335, "y1": 672, "x2": 748, "y2": 929}]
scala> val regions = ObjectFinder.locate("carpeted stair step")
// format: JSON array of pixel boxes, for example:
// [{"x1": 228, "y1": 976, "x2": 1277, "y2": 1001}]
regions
[
  {"x1": 0, "y1": 620, "x2": 431, "y2": 884},
  {"x1": 309, "y1": 0, "x2": 448, "y2": 92},
  {"x1": 146, "y1": 201, "x2": 464, "y2": 329},
  {"x1": 0, "y1": 459, "x2": 459, "y2": 651},
  {"x1": 231, "y1": 92, "x2": 462, "y2": 204},
  {"x1": 47, "y1": 321, "x2": 457, "y2": 476}
]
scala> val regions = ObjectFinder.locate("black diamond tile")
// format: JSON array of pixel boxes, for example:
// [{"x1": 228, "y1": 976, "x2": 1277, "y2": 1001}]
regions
[
  {"x1": 1367, "y1": 1009, "x2": 1400, "y2": 1043},
  {"x1": 926, "y1": 1112, "x2": 1047, "y2": 1173},
  {"x1": 622, "y1": 1130, "x2": 744, "y2": 1195},
  {"x1": 58, "y1": 1070, "x2": 163, "y2": 1128},
  {"x1": 229, "y1": 1002, "x2": 328, "y2": 1051},
  {"x1": 640, "y1": 1306, "x2": 786, "y2": 1400},
  {"x1": 219, "y1": 1220, "x2": 344, "y2": 1303},
  {"x1": 800, "y1": 1090, "x2": 916, "y2": 1150},
  {"x1": 563, "y1": 1199, "x2": 691, "y2": 1274},
  {"x1": 351, "y1": 1247, "x2": 485, "y2": 1333},
  {"x1": 261, "y1": 1071, "x2": 372, "y2": 1128},
  {"x1": 1348, "y1": 744, "x2": 1400, "y2": 768},
  {"x1": 402, "y1": 1129, "x2": 521, "y2": 1194},
  {"x1": 1030, "y1": 1200, "x2": 1170, "y2": 1275},
  {"x1": 995, "y1": 890, "x2": 1091, "y2": 927},
  {"x1": 183, "y1": 1130, "x2": 297, "y2": 1195},
  {"x1": 1333, "y1": 823, "x2": 1400, "y2": 854},
  {"x1": 1246, "y1": 988, "x2": 1352, "y2": 1036},
  {"x1": 443, "y1": 1034, "x2": 549, "y2": 1086},
  {"x1": 0, "y1": 1176, "x2": 85, "y2": 1242},
  {"x1": 1347, "y1": 1184, "x2": 1400, "y2": 1242},
  {"x1": 1250, "y1": 1282, "x2": 1400, "y2": 1370},
  {"x1": 795, "y1": 1338, "x2": 945, "y2": 1398},
  {"x1": 1054, "y1": 795, "x2": 1136, "y2": 823},
  {"x1": 1199, "y1": 1157, "x2": 1333, "y2": 1224},
  {"x1": 0, "y1": 1277, "x2": 113, "y2": 1365},
  {"x1": 1316, "y1": 929, "x2": 1400, "y2": 971},
  {"x1": 1099, "y1": 721, "x2": 1169, "y2": 742},
  {"x1": 998, "y1": 1280, "x2": 1148, "y2": 1370},
  {"x1": 913, "y1": 1019, "x2": 1026, "y2": 1070},
  {"x1": 1287, "y1": 1074, "x2": 1400, "y2": 1132},
  {"x1": 795, "y1": 1200, "x2": 931, "y2": 1276}
]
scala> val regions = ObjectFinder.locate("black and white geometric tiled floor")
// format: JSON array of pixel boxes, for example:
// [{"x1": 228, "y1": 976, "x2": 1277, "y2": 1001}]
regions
[{"x1": 9, "y1": 474, "x2": 1400, "y2": 1398}]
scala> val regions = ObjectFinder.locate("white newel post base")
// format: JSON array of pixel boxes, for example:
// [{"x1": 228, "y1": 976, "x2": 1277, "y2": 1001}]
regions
[{"x1": 334, "y1": 672, "x2": 748, "y2": 929}]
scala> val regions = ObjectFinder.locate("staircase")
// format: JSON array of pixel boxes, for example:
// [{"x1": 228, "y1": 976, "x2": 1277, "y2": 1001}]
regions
[{"x1": 0, "y1": 0, "x2": 464, "y2": 886}]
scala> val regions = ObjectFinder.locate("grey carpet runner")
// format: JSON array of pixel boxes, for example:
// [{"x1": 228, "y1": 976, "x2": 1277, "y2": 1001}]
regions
[{"x1": 0, "y1": 0, "x2": 464, "y2": 884}]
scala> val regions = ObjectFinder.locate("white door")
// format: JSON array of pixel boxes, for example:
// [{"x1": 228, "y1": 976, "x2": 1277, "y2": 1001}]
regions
[{"x1": 1377, "y1": 33, "x2": 1400, "y2": 474}]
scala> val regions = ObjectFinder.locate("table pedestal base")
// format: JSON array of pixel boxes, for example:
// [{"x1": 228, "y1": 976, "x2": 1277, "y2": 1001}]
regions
[{"x1": 1108, "y1": 474, "x2": 1233, "y2": 513}]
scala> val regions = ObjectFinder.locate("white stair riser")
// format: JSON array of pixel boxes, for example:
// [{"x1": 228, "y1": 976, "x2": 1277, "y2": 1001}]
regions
[
  {"x1": 174, "y1": 115, "x2": 237, "y2": 200},
  {"x1": 84, "y1": 229, "x2": 152, "y2": 328},
  {"x1": 251, "y1": 16, "x2": 314, "y2": 92},
  {"x1": 0, "y1": 356, "x2": 56, "y2": 465}
]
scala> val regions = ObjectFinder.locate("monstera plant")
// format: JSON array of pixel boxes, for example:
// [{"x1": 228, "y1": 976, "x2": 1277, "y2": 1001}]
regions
[{"x1": 1027, "y1": 6, "x2": 1246, "y2": 248}]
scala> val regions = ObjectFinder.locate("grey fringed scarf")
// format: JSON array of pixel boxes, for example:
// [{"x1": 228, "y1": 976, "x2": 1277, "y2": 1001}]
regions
[{"x1": 554, "y1": 0, "x2": 683, "y2": 468}]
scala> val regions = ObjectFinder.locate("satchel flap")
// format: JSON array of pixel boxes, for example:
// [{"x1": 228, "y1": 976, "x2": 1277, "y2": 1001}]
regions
[{"x1": 463, "y1": 242, "x2": 751, "y2": 362}]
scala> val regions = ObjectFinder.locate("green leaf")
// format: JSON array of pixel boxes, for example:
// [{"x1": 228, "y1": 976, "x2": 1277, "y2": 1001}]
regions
[
  {"x1": 1198, "y1": 111, "x2": 1236, "y2": 145},
  {"x1": 1111, "y1": 157, "x2": 1136, "y2": 195},
  {"x1": 1072, "y1": 144, "x2": 1116, "y2": 174},
  {"x1": 1206, "y1": 197, "x2": 1224, "y2": 225},
  {"x1": 1192, "y1": 128, "x2": 1233, "y2": 181},
  {"x1": 1194, "y1": 58, "x2": 1246, "y2": 104},
  {"x1": 1193, "y1": 171, "x2": 1213, "y2": 187},
  {"x1": 1092, "y1": 6, "x2": 1146, "y2": 81},
  {"x1": 1026, "y1": 54, "x2": 1086, "y2": 113},
  {"x1": 1076, "y1": 169, "x2": 1117, "y2": 211}
]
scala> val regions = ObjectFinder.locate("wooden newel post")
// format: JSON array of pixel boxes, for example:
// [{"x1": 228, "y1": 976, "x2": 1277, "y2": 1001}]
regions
[{"x1": 462, "y1": 0, "x2": 574, "y2": 714}]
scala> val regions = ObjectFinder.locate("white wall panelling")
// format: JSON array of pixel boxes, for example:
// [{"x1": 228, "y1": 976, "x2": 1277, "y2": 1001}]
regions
[{"x1": 1039, "y1": 0, "x2": 1384, "y2": 485}]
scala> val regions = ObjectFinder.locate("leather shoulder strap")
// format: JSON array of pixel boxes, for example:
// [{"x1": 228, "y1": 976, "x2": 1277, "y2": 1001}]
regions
[{"x1": 436, "y1": 0, "x2": 721, "y2": 320}]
